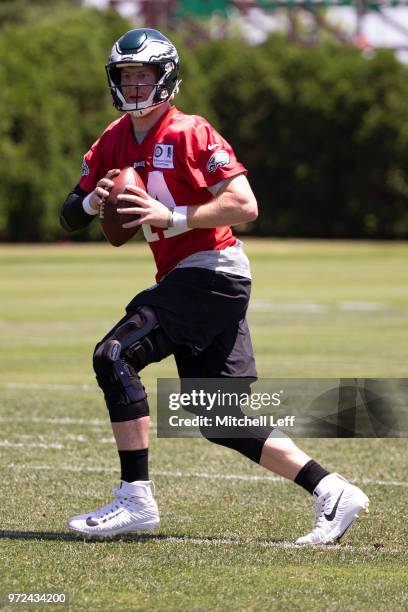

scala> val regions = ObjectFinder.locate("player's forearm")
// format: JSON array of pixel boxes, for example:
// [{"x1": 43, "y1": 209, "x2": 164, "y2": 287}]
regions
[
  {"x1": 186, "y1": 190, "x2": 258, "y2": 229},
  {"x1": 118, "y1": 174, "x2": 258, "y2": 231},
  {"x1": 60, "y1": 185, "x2": 95, "y2": 232}
]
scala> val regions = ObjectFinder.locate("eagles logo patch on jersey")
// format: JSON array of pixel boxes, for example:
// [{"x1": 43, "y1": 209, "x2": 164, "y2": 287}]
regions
[
  {"x1": 81, "y1": 158, "x2": 90, "y2": 176},
  {"x1": 206, "y1": 150, "x2": 230, "y2": 173}
]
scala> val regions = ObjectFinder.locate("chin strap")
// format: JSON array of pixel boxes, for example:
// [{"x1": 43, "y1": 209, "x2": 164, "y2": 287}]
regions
[
  {"x1": 131, "y1": 107, "x2": 155, "y2": 118},
  {"x1": 131, "y1": 101, "x2": 169, "y2": 118},
  {"x1": 129, "y1": 82, "x2": 180, "y2": 118}
]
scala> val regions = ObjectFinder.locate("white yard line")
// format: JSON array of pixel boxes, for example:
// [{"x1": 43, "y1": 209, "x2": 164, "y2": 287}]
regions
[
  {"x1": 0, "y1": 530, "x2": 396, "y2": 551},
  {"x1": 0, "y1": 416, "x2": 107, "y2": 425},
  {"x1": 337, "y1": 301, "x2": 386, "y2": 311},
  {"x1": 3, "y1": 463, "x2": 408, "y2": 487},
  {"x1": 0, "y1": 382, "x2": 157, "y2": 394},
  {"x1": 249, "y1": 301, "x2": 391, "y2": 313},
  {"x1": 1, "y1": 382, "x2": 97, "y2": 392},
  {"x1": 0, "y1": 418, "x2": 157, "y2": 434},
  {"x1": 0, "y1": 442, "x2": 65, "y2": 449},
  {"x1": 148, "y1": 537, "x2": 392, "y2": 552},
  {"x1": 250, "y1": 301, "x2": 329, "y2": 313}
]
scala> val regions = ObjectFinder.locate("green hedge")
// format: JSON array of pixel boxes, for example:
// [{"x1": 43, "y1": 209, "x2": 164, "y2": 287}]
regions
[
  {"x1": 0, "y1": 7, "x2": 128, "y2": 241},
  {"x1": 198, "y1": 37, "x2": 408, "y2": 238},
  {"x1": 1, "y1": 8, "x2": 407, "y2": 240}
]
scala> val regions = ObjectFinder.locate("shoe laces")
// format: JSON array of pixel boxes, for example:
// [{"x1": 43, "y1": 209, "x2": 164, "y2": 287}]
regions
[
  {"x1": 87, "y1": 489, "x2": 135, "y2": 520},
  {"x1": 113, "y1": 488, "x2": 137, "y2": 509},
  {"x1": 114, "y1": 487, "x2": 151, "y2": 510},
  {"x1": 89, "y1": 499, "x2": 121, "y2": 520}
]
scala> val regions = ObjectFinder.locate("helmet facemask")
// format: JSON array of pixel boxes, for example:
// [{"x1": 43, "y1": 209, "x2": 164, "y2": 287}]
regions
[{"x1": 106, "y1": 61, "x2": 179, "y2": 115}]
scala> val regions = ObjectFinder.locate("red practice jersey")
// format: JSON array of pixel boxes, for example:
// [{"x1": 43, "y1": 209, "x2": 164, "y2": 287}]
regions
[{"x1": 79, "y1": 106, "x2": 247, "y2": 280}]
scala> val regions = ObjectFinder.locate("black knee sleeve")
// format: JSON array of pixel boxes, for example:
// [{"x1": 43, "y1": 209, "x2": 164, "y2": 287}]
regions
[
  {"x1": 202, "y1": 432, "x2": 270, "y2": 464},
  {"x1": 93, "y1": 306, "x2": 174, "y2": 422},
  {"x1": 196, "y1": 379, "x2": 273, "y2": 463}
]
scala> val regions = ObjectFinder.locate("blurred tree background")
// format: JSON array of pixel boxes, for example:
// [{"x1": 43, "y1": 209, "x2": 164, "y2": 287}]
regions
[{"x1": 0, "y1": 0, "x2": 408, "y2": 241}]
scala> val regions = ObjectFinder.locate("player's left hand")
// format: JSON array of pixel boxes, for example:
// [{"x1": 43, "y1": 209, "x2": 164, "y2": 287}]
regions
[{"x1": 117, "y1": 185, "x2": 170, "y2": 228}]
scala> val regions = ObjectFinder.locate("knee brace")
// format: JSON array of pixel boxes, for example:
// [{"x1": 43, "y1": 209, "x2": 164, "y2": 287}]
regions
[{"x1": 93, "y1": 305, "x2": 174, "y2": 422}]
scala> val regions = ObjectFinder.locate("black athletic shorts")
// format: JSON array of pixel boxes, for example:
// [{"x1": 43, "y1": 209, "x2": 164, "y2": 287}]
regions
[{"x1": 125, "y1": 267, "x2": 257, "y2": 379}]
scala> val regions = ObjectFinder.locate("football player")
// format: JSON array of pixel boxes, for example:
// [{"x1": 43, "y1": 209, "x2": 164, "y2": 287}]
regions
[{"x1": 60, "y1": 28, "x2": 369, "y2": 544}]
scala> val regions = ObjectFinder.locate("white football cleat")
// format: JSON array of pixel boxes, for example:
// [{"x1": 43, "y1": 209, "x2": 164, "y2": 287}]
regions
[
  {"x1": 296, "y1": 473, "x2": 369, "y2": 546},
  {"x1": 67, "y1": 480, "x2": 159, "y2": 538}
]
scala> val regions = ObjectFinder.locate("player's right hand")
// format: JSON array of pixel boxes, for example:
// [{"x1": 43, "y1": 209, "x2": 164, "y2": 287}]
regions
[{"x1": 89, "y1": 169, "x2": 120, "y2": 211}]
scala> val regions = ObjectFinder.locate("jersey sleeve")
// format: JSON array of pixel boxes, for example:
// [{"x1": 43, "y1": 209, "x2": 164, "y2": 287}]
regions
[
  {"x1": 180, "y1": 118, "x2": 247, "y2": 190},
  {"x1": 78, "y1": 135, "x2": 106, "y2": 193}
]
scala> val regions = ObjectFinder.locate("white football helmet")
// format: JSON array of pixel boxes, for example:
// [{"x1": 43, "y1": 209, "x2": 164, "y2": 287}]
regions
[{"x1": 106, "y1": 28, "x2": 180, "y2": 117}]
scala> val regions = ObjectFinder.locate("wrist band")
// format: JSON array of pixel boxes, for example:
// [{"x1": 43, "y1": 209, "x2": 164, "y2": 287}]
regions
[
  {"x1": 82, "y1": 192, "x2": 98, "y2": 216},
  {"x1": 172, "y1": 206, "x2": 189, "y2": 229}
]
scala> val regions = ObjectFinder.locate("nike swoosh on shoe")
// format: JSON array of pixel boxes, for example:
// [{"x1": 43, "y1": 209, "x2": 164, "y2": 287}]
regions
[{"x1": 324, "y1": 490, "x2": 344, "y2": 521}]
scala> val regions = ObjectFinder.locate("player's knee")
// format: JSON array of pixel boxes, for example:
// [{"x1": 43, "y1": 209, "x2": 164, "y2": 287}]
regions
[
  {"x1": 92, "y1": 306, "x2": 175, "y2": 422},
  {"x1": 92, "y1": 334, "x2": 149, "y2": 422},
  {"x1": 93, "y1": 339, "x2": 120, "y2": 377}
]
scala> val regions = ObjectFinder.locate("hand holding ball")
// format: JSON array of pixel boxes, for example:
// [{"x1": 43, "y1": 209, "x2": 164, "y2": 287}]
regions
[{"x1": 100, "y1": 167, "x2": 146, "y2": 247}]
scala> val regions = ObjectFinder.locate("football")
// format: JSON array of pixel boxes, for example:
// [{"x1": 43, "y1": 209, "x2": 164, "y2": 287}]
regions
[{"x1": 100, "y1": 166, "x2": 145, "y2": 247}]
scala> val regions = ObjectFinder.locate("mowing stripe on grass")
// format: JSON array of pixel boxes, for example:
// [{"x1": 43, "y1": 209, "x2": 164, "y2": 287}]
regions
[{"x1": 4, "y1": 463, "x2": 408, "y2": 487}]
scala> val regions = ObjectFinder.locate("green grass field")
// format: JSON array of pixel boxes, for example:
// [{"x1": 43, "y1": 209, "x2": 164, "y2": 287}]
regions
[{"x1": 1, "y1": 240, "x2": 408, "y2": 611}]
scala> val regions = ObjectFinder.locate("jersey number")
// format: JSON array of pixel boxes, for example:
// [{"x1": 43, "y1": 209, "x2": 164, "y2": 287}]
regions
[{"x1": 142, "y1": 171, "x2": 191, "y2": 243}]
